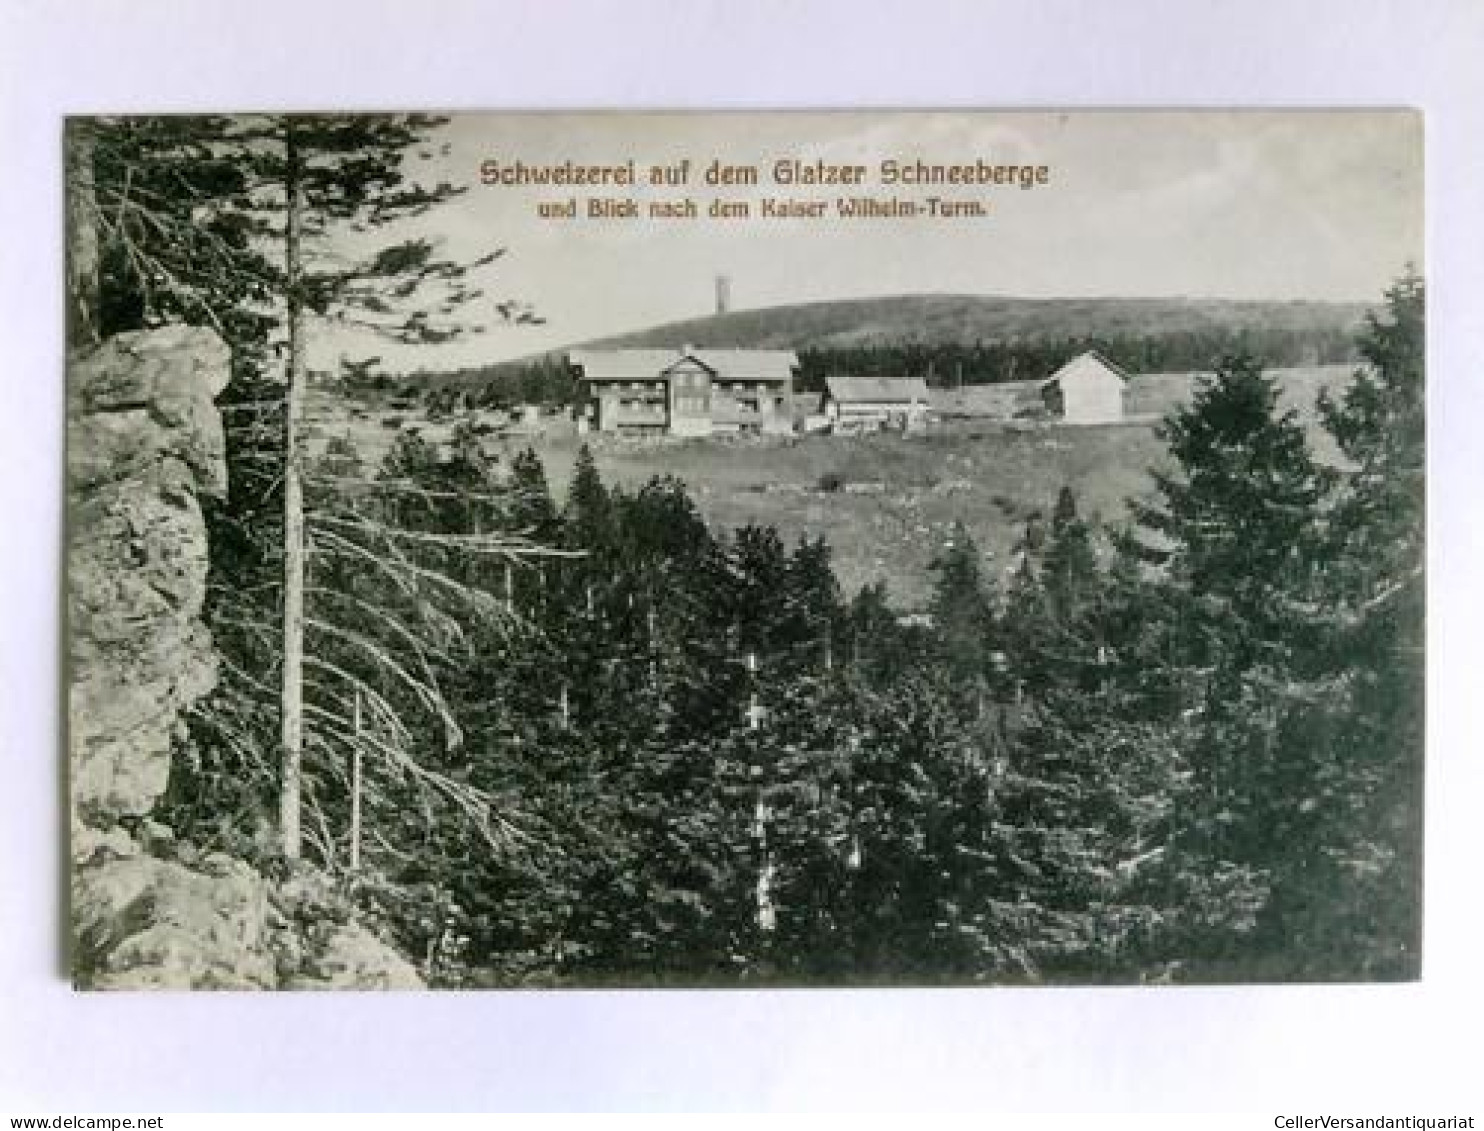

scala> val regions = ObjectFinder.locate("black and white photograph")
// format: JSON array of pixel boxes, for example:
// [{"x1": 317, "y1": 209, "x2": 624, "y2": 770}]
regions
[{"x1": 63, "y1": 109, "x2": 1424, "y2": 992}]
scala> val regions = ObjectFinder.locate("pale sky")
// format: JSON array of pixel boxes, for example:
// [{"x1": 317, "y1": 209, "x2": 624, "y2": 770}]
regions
[{"x1": 317, "y1": 110, "x2": 1422, "y2": 370}]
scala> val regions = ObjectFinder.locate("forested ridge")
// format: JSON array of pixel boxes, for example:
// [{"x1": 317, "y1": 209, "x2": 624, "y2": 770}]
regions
[{"x1": 72, "y1": 113, "x2": 1422, "y2": 986}]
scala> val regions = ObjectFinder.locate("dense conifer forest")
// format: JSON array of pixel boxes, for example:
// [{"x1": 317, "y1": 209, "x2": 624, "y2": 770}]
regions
[{"x1": 171, "y1": 276, "x2": 1423, "y2": 986}]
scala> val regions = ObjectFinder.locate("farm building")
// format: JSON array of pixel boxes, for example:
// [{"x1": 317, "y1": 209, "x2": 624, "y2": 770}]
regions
[
  {"x1": 823, "y1": 376, "x2": 932, "y2": 431},
  {"x1": 1039, "y1": 351, "x2": 1127, "y2": 424},
  {"x1": 569, "y1": 347, "x2": 798, "y2": 436}
]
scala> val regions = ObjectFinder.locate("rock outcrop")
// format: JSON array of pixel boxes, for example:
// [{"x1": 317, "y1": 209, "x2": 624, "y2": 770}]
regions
[
  {"x1": 68, "y1": 325, "x2": 420, "y2": 991},
  {"x1": 68, "y1": 325, "x2": 229, "y2": 825}
]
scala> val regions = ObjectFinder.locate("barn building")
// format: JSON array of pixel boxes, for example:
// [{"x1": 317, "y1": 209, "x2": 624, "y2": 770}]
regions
[
  {"x1": 569, "y1": 347, "x2": 798, "y2": 436},
  {"x1": 823, "y1": 376, "x2": 932, "y2": 431},
  {"x1": 1039, "y1": 351, "x2": 1127, "y2": 424}
]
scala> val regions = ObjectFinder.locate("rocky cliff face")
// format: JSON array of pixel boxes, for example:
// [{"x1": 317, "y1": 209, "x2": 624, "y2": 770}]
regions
[
  {"x1": 69, "y1": 326, "x2": 228, "y2": 828},
  {"x1": 68, "y1": 326, "x2": 421, "y2": 990}
]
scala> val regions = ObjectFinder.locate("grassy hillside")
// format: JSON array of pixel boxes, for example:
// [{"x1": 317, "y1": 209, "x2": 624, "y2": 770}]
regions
[
  {"x1": 535, "y1": 423, "x2": 1169, "y2": 609},
  {"x1": 404, "y1": 293, "x2": 1370, "y2": 397},
  {"x1": 583, "y1": 294, "x2": 1369, "y2": 351}
]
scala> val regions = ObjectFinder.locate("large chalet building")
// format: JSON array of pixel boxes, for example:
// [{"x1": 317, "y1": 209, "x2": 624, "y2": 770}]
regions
[{"x1": 568, "y1": 347, "x2": 799, "y2": 437}]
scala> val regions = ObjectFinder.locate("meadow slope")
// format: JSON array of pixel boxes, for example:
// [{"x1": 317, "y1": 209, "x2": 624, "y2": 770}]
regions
[
  {"x1": 538, "y1": 423, "x2": 1169, "y2": 609},
  {"x1": 317, "y1": 364, "x2": 1358, "y2": 610}
]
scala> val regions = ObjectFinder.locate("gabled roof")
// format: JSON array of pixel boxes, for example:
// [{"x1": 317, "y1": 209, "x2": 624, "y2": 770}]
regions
[
  {"x1": 824, "y1": 375, "x2": 931, "y2": 404},
  {"x1": 1039, "y1": 350, "x2": 1129, "y2": 389},
  {"x1": 569, "y1": 348, "x2": 798, "y2": 383}
]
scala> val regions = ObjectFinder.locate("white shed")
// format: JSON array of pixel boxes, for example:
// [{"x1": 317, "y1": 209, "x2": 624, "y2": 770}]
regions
[{"x1": 1040, "y1": 352, "x2": 1126, "y2": 424}]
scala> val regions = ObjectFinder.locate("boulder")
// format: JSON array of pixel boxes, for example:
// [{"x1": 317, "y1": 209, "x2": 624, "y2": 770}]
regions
[
  {"x1": 73, "y1": 840, "x2": 423, "y2": 991},
  {"x1": 288, "y1": 922, "x2": 424, "y2": 991},
  {"x1": 73, "y1": 850, "x2": 276, "y2": 990}
]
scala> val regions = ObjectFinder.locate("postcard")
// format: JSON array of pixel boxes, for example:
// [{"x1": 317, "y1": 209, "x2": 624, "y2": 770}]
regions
[{"x1": 64, "y1": 110, "x2": 1423, "y2": 989}]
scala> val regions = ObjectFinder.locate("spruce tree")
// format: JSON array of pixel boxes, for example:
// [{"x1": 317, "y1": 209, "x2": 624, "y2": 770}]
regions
[
  {"x1": 507, "y1": 447, "x2": 559, "y2": 539},
  {"x1": 846, "y1": 582, "x2": 923, "y2": 686},
  {"x1": 1119, "y1": 353, "x2": 1335, "y2": 973},
  {"x1": 779, "y1": 536, "x2": 846, "y2": 677},
  {"x1": 1000, "y1": 487, "x2": 1103, "y2": 700},
  {"x1": 1281, "y1": 272, "x2": 1425, "y2": 978},
  {"x1": 927, "y1": 521, "x2": 997, "y2": 690},
  {"x1": 1126, "y1": 356, "x2": 1331, "y2": 667},
  {"x1": 1043, "y1": 486, "x2": 1099, "y2": 627},
  {"x1": 563, "y1": 443, "x2": 614, "y2": 556}
]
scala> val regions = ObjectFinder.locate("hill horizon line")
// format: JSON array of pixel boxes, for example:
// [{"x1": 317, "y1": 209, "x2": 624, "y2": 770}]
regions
[{"x1": 405, "y1": 291, "x2": 1375, "y2": 379}]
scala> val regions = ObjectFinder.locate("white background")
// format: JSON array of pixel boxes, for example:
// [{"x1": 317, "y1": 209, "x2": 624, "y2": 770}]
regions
[{"x1": 1, "y1": 0, "x2": 1481, "y2": 1114}]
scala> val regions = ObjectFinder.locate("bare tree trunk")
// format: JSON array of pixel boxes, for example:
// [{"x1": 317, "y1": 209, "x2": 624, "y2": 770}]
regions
[
  {"x1": 350, "y1": 686, "x2": 363, "y2": 871},
  {"x1": 280, "y1": 117, "x2": 307, "y2": 860},
  {"x1": 65, "y1": 120, "x2": 101, "y2": 350}
]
